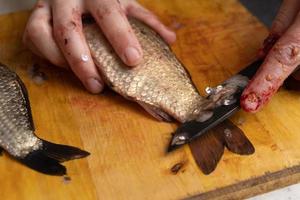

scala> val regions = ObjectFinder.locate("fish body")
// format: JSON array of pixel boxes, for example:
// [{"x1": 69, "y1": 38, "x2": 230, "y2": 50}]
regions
[
  {"x1": 84, "y1": 18, "x2": 254, "y2": 174},
  {"x1": 0, "y1": 64, "x2": 89, "y2": 175},
  {"x1": 84, "y1": 18, "x2": 214, "y2": 123}
]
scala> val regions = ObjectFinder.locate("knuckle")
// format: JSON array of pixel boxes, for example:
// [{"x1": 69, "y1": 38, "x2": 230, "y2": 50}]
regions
[
  {"x1": 272, "y1": 20, "x2": 285, "y2": 34},
  {"x1": 272, "y1": 36, "x2": 300, "y2": 66},
  {"x1": 274, "y1": 11, "x2": 290, "y2": 30},
  {"x1": 26, "y1": 20, "x2": 47, "y2": 39},
  {"x1": 96, "y1": 3, "x2": 123, "y2": 20},
  {"x1": 127, "y1": 4, "x2": 138, "y2": 13},
  {"x1": 97, "y1": 5, "x2": 114, "y2": 17},
  {"x1": 53, "y1": 21, "x2": 80, "y2": 40}
]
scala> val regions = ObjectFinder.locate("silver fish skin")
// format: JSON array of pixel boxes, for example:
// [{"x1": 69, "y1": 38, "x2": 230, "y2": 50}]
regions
[
  {"x1": 0, "y1": 64, "x2": 89, "y2": 175},
  {"x1": 0, "y1": 65, "x2": 42, "y2": 157},
  {"x1": 84, "y1": 18, "x2": 214, "y2": 123}
]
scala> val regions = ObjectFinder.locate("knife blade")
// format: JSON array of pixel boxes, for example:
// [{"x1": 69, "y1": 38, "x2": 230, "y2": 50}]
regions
[{"x1": 167, "y1": 59, "x2": 263, "y2": 152}]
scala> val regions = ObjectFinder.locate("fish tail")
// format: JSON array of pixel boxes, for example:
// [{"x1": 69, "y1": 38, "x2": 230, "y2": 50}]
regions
[
  {"x1": 188, "y1": 120, "x2": 254, "y2": 174},
  {"x1": 223, "y1": 121, "x2": 255, "y2": 155},
  {"x1": 189, "y1": 130, "x2": 224, "y2": 174},
  {"x1": 18, "y1": 140, "x2": 90, "y2": 176}
]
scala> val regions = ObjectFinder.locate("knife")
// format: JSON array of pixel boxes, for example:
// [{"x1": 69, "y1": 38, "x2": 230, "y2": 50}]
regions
[{"x1": 167, "y1": 59, "x2": 263, "y2": 152}]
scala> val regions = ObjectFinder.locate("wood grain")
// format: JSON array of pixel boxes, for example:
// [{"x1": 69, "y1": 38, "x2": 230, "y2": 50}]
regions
[{"x1": 1, "y1": 0, "x2": 300, "y2": 200}]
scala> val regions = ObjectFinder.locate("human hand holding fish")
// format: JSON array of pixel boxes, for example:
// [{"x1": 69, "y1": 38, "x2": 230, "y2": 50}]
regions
[
  {"x1": 22, "y1": 0, "x2": 300, "y2": 151},
  {"x1": 23, "y1": 0, "x2": 300, "y2": 115},
  {"x1": 4, "y1": 0, "x2": 299, "y2": 177},
  {"x1": 23, "y1": 0, "x2": 176, "y2": 93}
]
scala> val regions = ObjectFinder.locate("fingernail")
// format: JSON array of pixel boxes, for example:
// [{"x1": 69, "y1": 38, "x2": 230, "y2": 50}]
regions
[
  {"x1": 240, "y1": 92, "x2": 260, "y2": 113},
  {"x1": 124, "y1": 47, "x2": 142, "y2": 66},
  {"x1": 85, "y1": 78, "x2": 103, "y2": 94}
]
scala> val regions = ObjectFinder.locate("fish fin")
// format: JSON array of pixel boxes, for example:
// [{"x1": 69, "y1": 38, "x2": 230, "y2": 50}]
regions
[
  {"x1": 18, "y1": 140, "x2": 90, "y2": 176},
  {"x1": 18, "y1": 150, "x2": 67, "y2": 176},
  {"x1": 42, "y1": 140, "x2": 90, "y2": 162},
  {"x1": 189, "y1": 129, "x2": 224, "y2": 175},
  {"x1": 222, "y1": 121, "x2": 255, "y2": 155},
  {"x1": 138, "y1": 102, "x2": 173, "y2": 122}
]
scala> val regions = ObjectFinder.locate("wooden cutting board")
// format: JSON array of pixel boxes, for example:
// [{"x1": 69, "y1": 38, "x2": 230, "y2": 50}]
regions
[{"x1": 1, "y1": 0, "x2": 300, "y2": 199}]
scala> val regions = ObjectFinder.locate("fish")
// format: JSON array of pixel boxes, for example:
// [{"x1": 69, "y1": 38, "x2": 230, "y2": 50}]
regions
[
  {"x1": 0, "y1": 64, "x2": 90, "y2": 176},
  {"x1": 84, "y1": 18, "x2": 247, "y2": 132},
  {"x1": 83, "y1": 18, "x2": 255, "y2": 174},
  {"x1": 84, "y1": 18, "x2": 218, "y2": 124}
]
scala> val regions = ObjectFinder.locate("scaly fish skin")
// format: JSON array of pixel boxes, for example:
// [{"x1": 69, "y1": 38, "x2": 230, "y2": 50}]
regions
[
  {"x1": 0, "y1": 64, "x2": 89, "y2": 175},
  {"x1": 84, "y1": 19, "x2": 213, "y2": 123},
  {"x1": 0, "y1": 65, "x2": 42, "y2": 157}
]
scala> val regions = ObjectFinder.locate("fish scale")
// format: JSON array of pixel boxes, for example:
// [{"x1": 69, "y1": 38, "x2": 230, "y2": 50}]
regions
[
  {"x1": 84, "y1": 18, "x2": 214, "y2": 122},
  {"x1": 0, "y1": 64, "x2": 89, "y2": 175},
  {"x1": 0, "y1": 65, "x2": 41, "y2": 157}
]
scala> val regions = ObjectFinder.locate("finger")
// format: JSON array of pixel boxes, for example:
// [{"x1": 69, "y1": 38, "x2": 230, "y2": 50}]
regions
[
  {"x1": 88, "y1": 0, "x2": 142, "y2": 66},
  {"x1": 23, "y1": 0, "x2": 67, "y2": 68},
  {"x1": 52, "y1": 0, "x2": 104, "y2": 93},
  {"x1": 127, "y1": 3, "x2": 176, "y2": 44},
  {"x1": 271, "y1": 0, "x2": 300, "y2": 35},
  {"x1": 259, "y1": 0, "x2": 300, "y2": 57},
  {"x1": 241, "y1": 13, "x2": 300, "y2": 112},
  {"x1": 22, "y1": 34, "x2": 44, "y2": 58}
]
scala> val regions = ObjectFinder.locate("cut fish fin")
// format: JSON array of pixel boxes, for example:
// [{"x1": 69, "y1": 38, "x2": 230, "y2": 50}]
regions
[
  {"x1": 18, "y1": 140, "x2": 90, "y2": 176},
  {"x1": 188, "y1": 120, "x2": 254, "y2": 174},
  {"x1": 42, "y1": 140, "x2": 90, "y2": 162},
  {"x1": 189, "y1": 129, "x2": 224, "y2": 175},
  {"x1": 222, "y1": 121, "x2": 255, "y2": 155},
  {"x1": 138, "y1": 102, "x2": 173, "y2": 122},
  {"x1": 18, "y1": 150, "x2": 67, "y2": 176}
]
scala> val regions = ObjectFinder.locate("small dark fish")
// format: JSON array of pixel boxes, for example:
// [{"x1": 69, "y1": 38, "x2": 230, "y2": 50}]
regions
[{"x1": 0, "y1": 64, "x2": 89, "y2": 176}]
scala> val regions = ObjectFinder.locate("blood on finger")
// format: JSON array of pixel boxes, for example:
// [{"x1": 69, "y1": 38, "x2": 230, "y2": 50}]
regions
[
  {"x1": 263, "y1": 34, "x2": 280, "y2": 53},
  {"x1": 272, "y1": 42, "x2": 300, "y2": 66},
  {"x1": 240, "y1": 92, "x2": 260, "y2": 112},
  {"x1": 265, "y1": 74, "x2": 273, "y2": 82},
  {"x1": 72, "y1": 7, "x2": 82, "y2": 22},
  {"x1": 241, "y1": 80, "x2": 280, "y2": 112},
  {"x1": 54, "y1": 12, "x2": 82, "y2": 41}
]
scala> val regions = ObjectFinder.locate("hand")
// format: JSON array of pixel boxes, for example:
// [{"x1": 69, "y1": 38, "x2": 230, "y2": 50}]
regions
[
  {"x1": 241, "y1": 0, "x2": 300, "y2": 112},
  {"x1": 23, "y1": 0, "x2": 176, "y2": 93}
]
